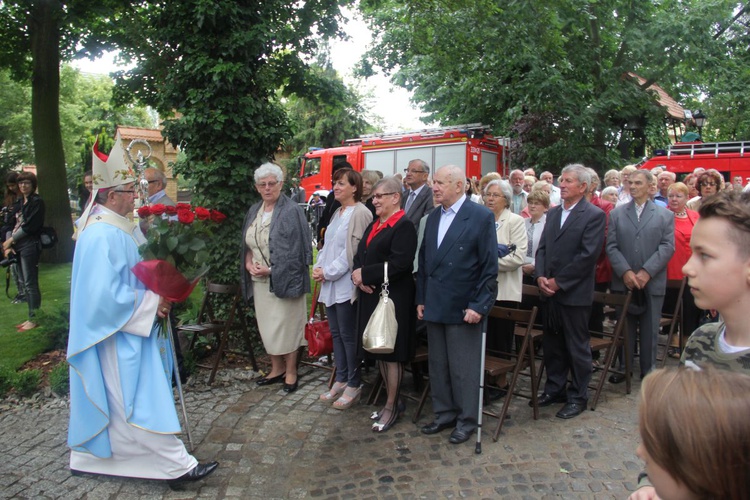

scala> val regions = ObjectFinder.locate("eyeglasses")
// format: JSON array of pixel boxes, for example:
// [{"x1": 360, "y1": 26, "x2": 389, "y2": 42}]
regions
[
  {"x1": 371, "y1": 192, "x2": 397, "y2": 200},
  {"x1": 701, "y1": 182, "x2": 717, "y2": 187},
  {"x1": 114, "y1": 190, "x2": 136, "y2": 195},
  {"x1": 147, "y1": 180, "x2": 160, "y2": 184},
  {"x1": 483, "y1": 193, "x2": 505, "y2": 199},
  {"x1": 256, "y1": 181, "x2": 279, "y2": 189},
  {"x1": 403, "y1": 168, "x2": 426, "y2": 174},
  {"x1": 17, "y1": 181, "x2": 32, "y2": 186}
]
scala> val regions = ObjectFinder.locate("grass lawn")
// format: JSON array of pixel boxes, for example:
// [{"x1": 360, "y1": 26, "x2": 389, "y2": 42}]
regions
[
  {"x1": 0, "y1": 263, "x2": 72, "y2": 371},
  {"x1": 1, "y1": 245, "x2": 318, "y2": 373}
]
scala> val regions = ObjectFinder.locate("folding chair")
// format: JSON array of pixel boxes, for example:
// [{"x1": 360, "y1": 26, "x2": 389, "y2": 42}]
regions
[
  {"x1": 657, "y1": 278, "x2": 686, "y2": 367},
  {"x1": 178, "y1": 282, "x2": 258, "y2": 384},
  {"x1": 588, "y1": 290, "x2": 632, "y2": 410},
  {"x1": 482, "y1": 305, "x2": 539, "y2": 441}
]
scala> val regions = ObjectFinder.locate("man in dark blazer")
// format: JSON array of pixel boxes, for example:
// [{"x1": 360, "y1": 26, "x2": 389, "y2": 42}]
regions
[
  {"x1": 535, "y1": 164, "x2": 606, "y2": 419},
  {"x1": 606, "y1": 169, "x2": 674, "y2": 380},
  {"x1": 416, "y1": 165, "x2": 498, "y2": 444},
  {"x1": 401, "y1": 159, "x2": 434, "y2": 228}
]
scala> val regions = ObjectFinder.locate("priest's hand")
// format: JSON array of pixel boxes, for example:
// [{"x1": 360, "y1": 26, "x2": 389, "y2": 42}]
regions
[{"x1": 158, "y1": 298, "x2": 172, "y2": 319}]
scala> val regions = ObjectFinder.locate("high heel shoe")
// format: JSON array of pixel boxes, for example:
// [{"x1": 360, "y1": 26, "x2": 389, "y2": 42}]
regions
[
  {"x1": 320, "y1": 381, "x2": 347, "y2": 401},
  {"x1": 370, "y1": 399, "x2": 406, "y2": 420},
  {"x1": 372, "y1": 401, "x2": 404, "y2": 433},
  {"x1": 332, "y1": 386, "x2": 361, "y2": 410}
]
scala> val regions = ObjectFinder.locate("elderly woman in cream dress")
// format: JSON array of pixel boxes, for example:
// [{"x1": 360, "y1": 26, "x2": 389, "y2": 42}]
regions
[{"x1": 241, "y1": 163, "x2": 312, "y2": 393}]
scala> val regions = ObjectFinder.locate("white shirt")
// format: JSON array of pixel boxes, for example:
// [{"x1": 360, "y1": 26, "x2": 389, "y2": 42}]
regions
[
  {"x1": 437, "y1": 194, "x2": 467, "y2": 247},
  {"x1": 560, "y1": 201, "x2": 579, "y2": 227},
  {"x1": 316, "y1": 206, "x2": 356, "y2": 306}
]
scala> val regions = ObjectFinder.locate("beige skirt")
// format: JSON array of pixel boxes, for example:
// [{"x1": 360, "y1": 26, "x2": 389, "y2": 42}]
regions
[{"x1": 253, "y1": 279, "x2": 306, "y2": 355}]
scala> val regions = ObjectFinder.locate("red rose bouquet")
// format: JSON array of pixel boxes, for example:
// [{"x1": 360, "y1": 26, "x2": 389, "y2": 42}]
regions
[{"x1": 131, "y1": 204, "x2": 226, "y2": 303}]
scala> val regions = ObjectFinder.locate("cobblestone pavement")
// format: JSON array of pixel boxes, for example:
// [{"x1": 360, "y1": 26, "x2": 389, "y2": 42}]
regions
[{"x1": 0, "y1": 363, "x2": 648, "y2": 499}]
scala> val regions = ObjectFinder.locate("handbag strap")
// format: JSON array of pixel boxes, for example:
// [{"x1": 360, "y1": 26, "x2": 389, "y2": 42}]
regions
[
  {"x1": 309, "y1": 281, "x2": 319, "y2": 320},
  {"x1": 381, "y1": 262, "x2": 390, "y2": 298}
]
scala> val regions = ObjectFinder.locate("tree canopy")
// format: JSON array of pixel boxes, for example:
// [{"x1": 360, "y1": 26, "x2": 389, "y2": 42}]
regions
[
  {"x1": 358, "y1": 0, "x2": 749, "y2": 171},
  {"x1": 114, "y1": 0, "x2": 351, "y2": 282},
  {"x1": 284, "y1": 59, "x2": 373, "y2": 158},
  {"x1": 0, "y1": 0, "x2": 142, "y2": 261}
]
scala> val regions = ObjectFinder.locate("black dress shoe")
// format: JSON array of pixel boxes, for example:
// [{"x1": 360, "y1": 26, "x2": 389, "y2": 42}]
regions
[
  {"x1": 608, "y1": 373, "x2": 627, "y2": 384},
  {"x1": 448, "y1": 428, "x2": 473, "y2": 444},
  {"x1": 556, "y1": 403, "x2": 586, "y2": 419},
  {"x1": 532, "y1": 392, "x2": 567, "y2": 407},
  {"x1": 420, "y1": 419, "x2": 457, "y2": 435},
  {"x1": 283, "y1": 380, "x2": 298, "y2": 393},
  {"x1": 256, "y1": 373, "x2": 286, "y2": 386},
  {"x1": 167, "y1": 461, "x2": 219, "y2": 484}
]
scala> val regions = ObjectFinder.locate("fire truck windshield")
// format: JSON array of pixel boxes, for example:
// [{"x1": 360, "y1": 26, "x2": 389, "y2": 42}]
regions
[{"x1": 302, "y1": 157, "x2": 321, "y2": 178}]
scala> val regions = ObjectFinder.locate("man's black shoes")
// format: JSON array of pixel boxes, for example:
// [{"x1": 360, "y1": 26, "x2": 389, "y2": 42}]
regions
[
  {"x1": 448, "y1": 429, "x2": 473, "y2": 444},
  {"x1": 532, "y1": 392, "x2": 567, "y2": 407},
  {"x1": 556, "y1": 403, "x2": 586, "y2": 419},
  {"x1": 167, "y1": 461, "x2": 219, "y2": 485},
  {"x1": 420, "y1": 420, "x2": 456, "y2": 435}
]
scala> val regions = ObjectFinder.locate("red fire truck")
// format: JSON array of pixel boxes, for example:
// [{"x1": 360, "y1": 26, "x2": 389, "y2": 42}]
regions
[
  {"x1": 638, "y1": 141, "x2": 750, "y2": 186},
  {"x1": 297, "y1": 124, "x2": 510, "y2": 194}
]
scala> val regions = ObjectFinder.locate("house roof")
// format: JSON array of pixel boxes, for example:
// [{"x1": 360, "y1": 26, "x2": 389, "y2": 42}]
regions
[
  {"x1": 115, "y1": 126, "x2": 165, "y2": 142},
  {"x1": 627, "y1": 72, "x2": 685, "y2": 121}
]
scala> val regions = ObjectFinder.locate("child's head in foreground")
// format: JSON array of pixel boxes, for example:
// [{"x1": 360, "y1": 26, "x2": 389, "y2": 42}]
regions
[
  {"x1": 682, "y1": 190, "x2": 750, "y2": 313},
  {"x1": 638, "y1": 366, "x2": 750, "y2": 500}
]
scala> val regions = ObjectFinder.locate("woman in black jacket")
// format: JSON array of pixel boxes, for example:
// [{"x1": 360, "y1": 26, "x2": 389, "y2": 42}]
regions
[
  {"x1": 351, "y1": 176, "x2": 418, "y2": 432},
  {"x1": 2, "y1": 171, "x2": 45, "y2": 330}
]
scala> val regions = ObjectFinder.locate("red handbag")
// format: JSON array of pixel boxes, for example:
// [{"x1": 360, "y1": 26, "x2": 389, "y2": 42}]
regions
[{"x1": 305, "y1": 282, "x2": 333, "y2": 357}]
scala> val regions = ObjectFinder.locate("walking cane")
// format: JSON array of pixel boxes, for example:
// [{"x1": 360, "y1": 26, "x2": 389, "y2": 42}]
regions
[
  {"x1": 167, "y1": 320, "x2": 194, "y2": 452},
  {"x1": 475, "y1": 317, "x2": 488, "y2": 455}
]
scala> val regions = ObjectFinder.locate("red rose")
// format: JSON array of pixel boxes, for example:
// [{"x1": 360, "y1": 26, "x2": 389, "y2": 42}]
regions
[
  {"x1": 178, "y1": 209, "x2": 195, "y2": 224},
  {"x1": 165, "y1": 205, "x2": 178, "y2": 216},
  {"x1": 177, "y1": 203, "x2": 192, "y2": 212},
  {"x1": 151, "y1": 203, "x2": 167, "y2": 216},
  {"x1": 137, "y1": 206, "x2": 151, "y2": 218},
  {"x1": 210, "y1": 210, "x2": 227, "y2": 223},
  {"x1": 195, "y1": 207, "x2": 210, "y2": 220}
]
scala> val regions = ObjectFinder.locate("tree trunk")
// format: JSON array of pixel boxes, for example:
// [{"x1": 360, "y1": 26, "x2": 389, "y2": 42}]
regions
[{"x1": 29, "y1": 0, "x2": 74, "y2": 263}]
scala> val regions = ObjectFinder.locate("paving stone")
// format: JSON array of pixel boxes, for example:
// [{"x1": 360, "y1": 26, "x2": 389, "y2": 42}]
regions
[{"x1": 0, "y1": 365, "x2": 644, "y2": 498}]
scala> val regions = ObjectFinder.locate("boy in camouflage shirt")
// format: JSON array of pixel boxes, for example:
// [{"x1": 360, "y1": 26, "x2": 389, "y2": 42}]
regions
[{"x1": 631, "y1": 190, "x2": 750, "y2": 500}]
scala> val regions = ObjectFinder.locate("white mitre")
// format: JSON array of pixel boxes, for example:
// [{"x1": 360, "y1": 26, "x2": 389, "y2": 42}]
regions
[{"x1": 74, "y1": 137, "x2": 137, "y2": 238}]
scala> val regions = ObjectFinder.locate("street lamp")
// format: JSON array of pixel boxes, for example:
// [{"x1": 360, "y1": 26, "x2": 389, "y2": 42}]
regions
[{"x1": 693, "y1": 109, "x2": 707, "y2": 137}]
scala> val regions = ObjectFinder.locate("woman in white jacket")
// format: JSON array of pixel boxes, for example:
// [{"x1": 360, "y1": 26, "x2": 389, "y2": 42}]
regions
[{"x1": 482, "y1": 179, "x2": 528, "y2": 390}]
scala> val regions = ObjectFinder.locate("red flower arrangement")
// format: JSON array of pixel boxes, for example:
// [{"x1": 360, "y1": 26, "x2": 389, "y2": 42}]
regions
[{"x1": 132, "y1": 203, "x2": 226, "y2": 303}]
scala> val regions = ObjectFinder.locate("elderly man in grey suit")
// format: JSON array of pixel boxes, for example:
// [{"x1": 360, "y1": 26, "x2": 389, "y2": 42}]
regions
[
  {"x1": 402, "y1": 159, "x2": 434, "y2": 228},
  {"x1": 606, "y1": 169, "x2": 674, "y2": 381},
  {"x1": 534, "y1": 164, "x2": 606, "y2": 419},
  {"x1": 416, "y1": 165, "x2": 498, "y2": 445}
]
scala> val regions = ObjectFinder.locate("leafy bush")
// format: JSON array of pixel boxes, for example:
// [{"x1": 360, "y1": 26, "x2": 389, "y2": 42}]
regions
[
  {"x1": 0, "y1": 366, "x2": 14, "y2": 398},
  {"x1": 13, "y1": 369, "x2": 41, "y2": 398},
  {"x1": 35, "y1": 302, "x2": 70, "y2": 351},
  {"x1": 49, "y1": 362, "x2": 70, "y2": 396}
]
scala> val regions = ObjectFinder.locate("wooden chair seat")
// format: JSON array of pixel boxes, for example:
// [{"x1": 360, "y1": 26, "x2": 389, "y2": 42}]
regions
[{"x1": 178, "y1": 282, "x2": 258, "y2": 384}]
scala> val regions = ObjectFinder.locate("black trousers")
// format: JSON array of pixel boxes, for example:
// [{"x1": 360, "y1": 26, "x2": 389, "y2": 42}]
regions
[{"x1": 542, "y1": 303, "x2": 592, "y2": 404}]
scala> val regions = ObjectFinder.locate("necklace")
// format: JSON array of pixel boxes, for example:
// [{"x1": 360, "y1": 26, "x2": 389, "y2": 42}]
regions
[{"x1": 673, "y1": 209, "x2": 687, "y2": 217}]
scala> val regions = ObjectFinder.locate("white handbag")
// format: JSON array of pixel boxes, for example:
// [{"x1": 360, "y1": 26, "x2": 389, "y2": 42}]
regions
[{"x1": 362, "y1": 262, "x2": 398, "y2": 354}]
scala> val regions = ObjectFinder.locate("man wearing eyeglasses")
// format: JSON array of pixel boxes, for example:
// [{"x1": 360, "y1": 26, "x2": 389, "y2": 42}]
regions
[
  {"x1": 401, "y1": 159, "x2": 434, "y2": 228},
  {"x1": 144, "y1": 167, "x2": 175, "y2": 207}
]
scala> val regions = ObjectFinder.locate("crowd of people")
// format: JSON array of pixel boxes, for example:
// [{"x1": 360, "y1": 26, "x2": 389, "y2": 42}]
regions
[
  {"x1": 49, "y1": 145, "x2": 750, "y2": 496},
  {"x1": 241, "y1": 159, "x2": 750, "y2": 497}
]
